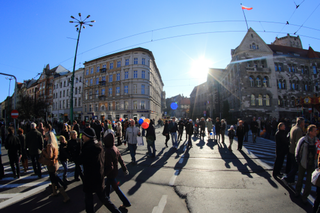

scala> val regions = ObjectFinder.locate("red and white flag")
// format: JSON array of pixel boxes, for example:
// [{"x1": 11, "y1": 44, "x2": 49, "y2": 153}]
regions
[{"x1": 241, "y1": 5, "x2": 253, "y2": 10}]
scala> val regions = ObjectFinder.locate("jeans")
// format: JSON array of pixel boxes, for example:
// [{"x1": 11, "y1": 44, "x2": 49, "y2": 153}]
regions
[
  {"x1": 188, "y1": 134, "x2": 192, "y2": 146},
  {"x1": 61, "y1": 161, "x2": 68, "y2": 179},
  {"x1": 105, "y1": 177, "x2": 131, "y2": 207},
  {"x1": 85, "y1": 190, "x2": 121, "y2": 213},
  {"x1": 30, "y1": 154, "x2": 42, "y2": 177},
  {"x1": 252, "y1": 132, "x2": 257, "y2": 143},
  {"x1": 170, "y1": 132, "x2": 177, "y2": 148},
  {"x1": 286, "y1": 152, "x2": 298, "y2": 183},
  {"x1": 147, "y1": 142, "x2": 156, "y2": 157},
  {"x1": 8, "y1": 152, "x2": 20, "y2": 178},
  {"x1": 128, "y1": 143, "x2": 137, "y2": 162},
  {"x1": 48, "y1": 170, "x2": 65, "y2": 189}
]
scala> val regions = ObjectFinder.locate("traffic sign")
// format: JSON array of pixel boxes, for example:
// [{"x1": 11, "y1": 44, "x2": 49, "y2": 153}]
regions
[{"x1": 11, "y1": 110, "x2": 19, "y2": 119}]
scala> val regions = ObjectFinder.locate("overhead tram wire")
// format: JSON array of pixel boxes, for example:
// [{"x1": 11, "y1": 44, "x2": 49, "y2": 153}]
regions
[{"x1": 294, "y1": 2, "x2": 320, "y2": 34}]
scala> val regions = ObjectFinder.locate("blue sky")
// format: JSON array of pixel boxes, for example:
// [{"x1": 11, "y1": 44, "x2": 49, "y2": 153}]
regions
[{"x1": 1, "y1": 0, "x2": 319, "y2": 104}]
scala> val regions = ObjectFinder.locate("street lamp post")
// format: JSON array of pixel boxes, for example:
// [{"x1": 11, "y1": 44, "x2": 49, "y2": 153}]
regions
[{"x1": 69, "y1": 13, "x2": 95, "y2": 123}]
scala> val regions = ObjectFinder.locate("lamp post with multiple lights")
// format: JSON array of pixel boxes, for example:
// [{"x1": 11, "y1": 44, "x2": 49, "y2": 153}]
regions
[{"x1": 69, "y1": 13, "x2": 95, "y2": 123}]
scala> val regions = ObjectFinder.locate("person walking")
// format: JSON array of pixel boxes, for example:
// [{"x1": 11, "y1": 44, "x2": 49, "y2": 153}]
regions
[
  {"x1": 295, "y1": 124, "x2": 317, "y2": 204},
  {"x1": 186, "y1": 119, "x2": 193, "y2": 147},
  {"x1": 215, "y1": 117, "x2": 221, "y2": 143},
  {"x1": 178, "y1": 118, "x2": 185, "y2": 141},
  {"x1": 313, "y1": 153, "x2": 320, "y2": 212},
  {"x1": 199, "y1": 117, "x2": 206, "y2": 140},
  {"x1": 146, "y1": 120, "x2": 156, "y2": 158},
  {"x1": 79, "y1": 128, "x2": 120, "y2": 213},
  {"x1": 0, "y1": 137, "x2": 4, "y2": 179},
  {"x1": 243, "y1": 121, "x2": 249, "y2": 142},
  {"x1": 220, "y1": 119, "x2": 226, "y2": 143},
  {"x1": 5, "y1": 127, "x2": 21, "y2": 178},
  {"x1": 59, "y1": 136, "x2": 70, "y2": 183},
  {"x1": 162, "y1": 120, "x2": 170, "y2": 148},
  {"x1": 67, "y1": 130, "x2": 83, "y2": 181},
  {"x1": 126, "y1": 119, "x2": 141, "y2": 164},
  {"x1": 236, "y1": 120, "x2": 245, "y2": 151},
  {"x1": 18, "y1": 128, "x2": 28, "y2": 173},
  {"x1": 251, "y1": 117, "x2": 259, "y2": 143},
  {"x1": 103, "y1": 133, "x2": 131, "y2": 211},
  {"x1": 116, "y1": 122, "x2": 122, "y2": 146},
  {"x1": 42, "y1": 132, "x2": 69, "y2": 202},
  {"x1": 72, "y1": 120, "x2": 80, "y2": 138},
  {"x1": 272, "y1": 122, "x2": 289, "y2": 178},
  {"x1": 26, "y1": 122, "x2": 44, "y2": 178},
  {"x1": 206, "y1": 118, "x2": 213, "y2": 140},
  {"x1": 228, "y1": 125, "x2": 235, "y2": 151},
  {"x1": 168, "y1": 117, "x2": 178, "y2": 149},
  {"x1": 61, "y1": 124, "x2": 70, "y2": 141},
  {"x1": 283, "y1": 117, "x2": 305, "y2": 184}
]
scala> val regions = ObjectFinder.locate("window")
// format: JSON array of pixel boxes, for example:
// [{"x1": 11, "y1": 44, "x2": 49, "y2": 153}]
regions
[
  {"x1": 117, "y1": 61, "x2": 121, "y2": 68},
  {"x1": 258, "y1": 94, "x2": 263, "y2": 106},
  {"x1": 90, "y1": 68, "x2": 93, "y2": 74},
  {"x1": 96, "y1": 89, "x2": 99, "y2": 98},
  {"x1": 85, "y1": 91, "x2": 88, "y2": 100},
  {"x1": 116, "y1": 87, "x2": 120, "y2": 96},
  {"x1": 315, "y1": 82, "x2": 319, "y2": 92},
  {"x1": 95, "y1": 104, "x2": 98, "y2": 112},
  {"x1": 282, "y1": 80, "x2": 286, "y2": 89},
  {"x1": 75, "y1": 87, "x2": 78, "y2": 94},
  {"x1": 263, "y1": 77, "x2": 268, "y2": 87},
  {"x1": 305, "y1": 84, "x2": 308, "y2": 91},
  {"x1": 85, "y1": 80, "x2": 88, "y2": 87},
  {"x1": 109, "y1": 88, "x2": 112, "y2": 96},
  {"x1": 116, "y1": 73, "x2": 120, "y2": 81},
  {"x1": 79, "y1": 77, "x2": 82, "y2": 82},
  {"x1": 141, "y1": 100, "x2": 145, "y2": 109},
  {"x1": 63, "y1": 90, "x2": 65, "y2": 97},
  {"x1": 134, "y1": 70, "x2": 138, "y2": 78},
  {"x1": 86, "y1": 69, "x2": 89, "y2": 75},
  {"x1": 141, "y1": 71, "x2": 145, "y2": 79},
  {"x1": 89, "y1": 104, "x2": 92, "y2": 112},
  {"x1": 133, "y1": 84, "x2": 137, "y2": 94},
  {"x1": 109, "y1": 75, "x2": 113, "y2": 82},
  {"x1": 84, "y1": 105, "x2": 87, "y2": 112},
  {"x1": 266, "y1": 94, "x2": 270, "y2": 106},
  {"x1": 101, "y1": 89, "x2": 105, "y2": 95},
  {"x1": 78, "y1": 98, "x2": 81, "y2": 106},
  {"x1": 124, "y1": 85, "x2": 128, "y2": 94},
  {"x1": 90, "y1": 79, "x2": 93, "y2": 86},
  {"x1": 274, "y1": 64, "x2": 277, "y2": 71},
  {"x1": 110, "y1": 62, "x2": 114, "y2": 69},
  {"x1": 251, "y1": 94, "x2": 255, "y2": 106},
  {"x1": 89, "y1": 91, "x2": 92, "y2": 99},
  {"x1": 134, "y1": 58, "x2": 138, "y2": 64},
  {"x1": 124, "y1": 101, "x2": 128, "y2": 110},
  {"x1": 102, "y1": 76, "x2": 106, "y2": 81},
  {"x1": 133, "y1": 101, "x2": 137, "y2": 109},
  {"x1": 125, "y1": 59, "x2": 129, "y2": 66},
  {"x1": 125, "y1": 71, "x2": 128, "y2": 79},
  {"x1": 278, "y1": 80, "x2": 281, "y2": 89},
  {"x1": 313, "y1": 66, "x2": 317, "y2": 74},
  {"x1": 63, "y1": 100, "x2": 65, "y2": 109},
  {"x1": 116, "y1": 102, "x2": 120, "y2": 110},
  {"x1": 292, "y1": 82, "x2": 295, "y2": 90},
  {"x1": 278, "y1": 64, "x2": 282, "y2": 71},
  {"x1": 249, "y1": 76, "x2": 254, "y2": 87},
  {"x1": 96, "y1": 77, "x2": 99, "y2": 85},
  {"x1": 67, "y1": 89, "x2": 69, "y2": 97},
  {"x1": 64, "y1": 81, "x2": 66, "y2": 87},
  {"x1": 59, "y1": 101, "x2": 61, "y2": 109},
  {"x1": 101, "y1": 105, "x2": 105, "y2": 111},
  {"x1": 256, "y1": 77, "x2": 261, "y2": 87},
  {"x1": 278, "y1": 96, "x2": 281, "y2": 106},
  {"x1": 142, "y1": 58, "x2": 145, "y2": 65},
  {"x1": 252, "y1": 43, "x2": 256, "y2": 49},
  {"x1": 79, "y1": 86, "x2": 81, "y2": 93},
  {"x1": 141, "y1": 84, "x2": 145, "y2": 94},
  {"x1": 96, "y1": 66, "x2": 100, "y2": 72}
]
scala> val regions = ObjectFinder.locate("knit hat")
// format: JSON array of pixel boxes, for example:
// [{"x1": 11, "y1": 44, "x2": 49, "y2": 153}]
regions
[
  {"x1": 230, "y1": 125, "x2": 234, "y2": 129},
  {"x1": 82, "y1": 128, "x2": 96, "y2": 138}
]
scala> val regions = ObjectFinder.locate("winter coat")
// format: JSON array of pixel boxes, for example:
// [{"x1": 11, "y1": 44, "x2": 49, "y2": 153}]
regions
[
  {"x1": 295, "y1": 135, "x2": 316, "y2": 170},
  {"x1": 215, "y1": 121, "x2": 221, "y2": 134},
  {"x1": 289, "y1": 125, "x2": 303, "y2": 154},
  {"x1": 67, "y1": 138, "x2": 82, "y2": 162},
  {"x1": 199, "y1": 120, "x2": 206, "y2": 130},
  {"x1": 162, "y1": 123, "x2": 169, "y2": 135},
  {"x1": 104, "y1": 135, "x2": 127, "y2": 178},
  {"x1": 18, "y1": 134, "x2": 28, "y2": 159},
  {"x1": 236, "y1": 125, "x2": 245, "y2": 139},
  {"x1": 228, "y1": 129, "x2": 235, "y2": 139},
  {"x1": 116, "y1": 125, "x2": 122, "y2": 138},
  {"x1": 61, "y1": 130, "x2": 70, "y2": 141},
  {"x1": 206, "y1": 121, "x2": 213, "y2": 131},
  {"x1": 73, "y1": 123, "x2": 80, "y2": 137},
  {"x1": 275, "y1": 130, "x2": 289, "y2": 156},
  {"x1": 42, "y1": 143, "x2": 59, "y2": 171},
  {"x1": 146, "y1": 124, "x2": 156, "y2": 142},
  {"x1": 126, "y1": 126, "x2": 140, "y2": 144},
  {"x1": 59, "y1": 142, "x2": 69, "y2": 162},
  {"x1": 168, "y1": 121, "x2": 178, "y2": 133},
  {"x1": 178, "y1": 120, "x2": 184, "y2": 131},
  {"x1": 220, "y1": 122, "x2": 226, "y2": 132},
  {"x1": 186, "y1": 122, "x2": 194, "y2": 135},
  {"x1": 79, "y1": 139, "x2": 105, "y2": 193},
  {"x1": 26, "y1": 129, "x2": 44, "y2": 155},
  {"x1": 5, "y1": 134, "x2": 21, "y2": 155}
]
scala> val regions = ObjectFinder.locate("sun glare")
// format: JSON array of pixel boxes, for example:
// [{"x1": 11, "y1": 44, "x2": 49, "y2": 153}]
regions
[{"x1": 189, "y1": 56, "x2": 212, "y2": 82}]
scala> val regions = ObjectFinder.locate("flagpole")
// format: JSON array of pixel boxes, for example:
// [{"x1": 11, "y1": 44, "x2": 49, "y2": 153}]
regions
[{"x1": 240, "y1": 3, "x2": 249, "y2": 31}]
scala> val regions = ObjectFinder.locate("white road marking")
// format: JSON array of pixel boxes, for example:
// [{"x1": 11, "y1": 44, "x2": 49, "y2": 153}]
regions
[
  {"x1": 152, "y1": 195, "x2": 167, "y2": 213},
  {"x1": 0, "y1": 193, "x2": 18, "y2": 199}
]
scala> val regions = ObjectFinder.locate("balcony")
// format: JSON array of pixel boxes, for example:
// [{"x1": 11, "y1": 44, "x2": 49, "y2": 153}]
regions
[
  {"x1": 99, "y1": 81, "x2": 106, "y2": 86},
  {"x1": 100, "y1": 68, "x2": 107, "y2": 73},
  {"x1": 99, "y1": 95, "x2": 106, "y2": 100}
]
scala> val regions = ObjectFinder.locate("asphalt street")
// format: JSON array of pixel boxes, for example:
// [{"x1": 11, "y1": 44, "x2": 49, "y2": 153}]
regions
[{"x1": 0, "y1": 128, "x2": 314, "y2": 213}]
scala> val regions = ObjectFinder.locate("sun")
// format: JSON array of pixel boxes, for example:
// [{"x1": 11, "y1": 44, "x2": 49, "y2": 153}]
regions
[{"x1": 189, "y1": 56, "x2": 213, "y2": 82}]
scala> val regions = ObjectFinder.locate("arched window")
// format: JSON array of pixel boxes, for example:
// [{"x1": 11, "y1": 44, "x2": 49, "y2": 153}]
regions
[
  {"x1": 249, "y1": 76, "x2": 254, "y2": 87},
  {"x1": 256, "y1": 77, "x2": 261, "y2": 87},
  {"x1": 263, "y1": 77, "x2": 268, "y2": 87},
  {"x1": 278, "y1": 80, "x2": 282, "y2": 89},
  {"x1": 101, "y1": 105, "x2": 105, "y2": 111},
  {"x1": 251, "y1": 94, "x2": 256, "y2": 106},
  {"x1": 292, "y1": 81, "x2": 295, "y2": 90},
  {"x1": 266, "y1": 94, "x2": 270, "y2": 106},
  {"x1": 258, "y1": 94, "x2": 263, "y2": 106}
]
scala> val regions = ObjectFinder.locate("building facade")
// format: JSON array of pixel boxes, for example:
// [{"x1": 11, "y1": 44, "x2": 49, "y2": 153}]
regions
[
  {"x1": 52, "y1": 68, "x2": 84, "y2": 122},
  {"x1": 189, "y1": 83, "x2": 209, "y2": 120},
  {"x1": 82, "y1": 47, "x2": 163, "y2": 122},
  {"x1": 210, "y1": 28, "x2": 320, "y2": 122}
]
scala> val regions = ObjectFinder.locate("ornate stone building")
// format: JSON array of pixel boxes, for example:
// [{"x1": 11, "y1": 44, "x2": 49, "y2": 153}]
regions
[
  {"x1": 209, "y1": 28, "x2": 320, "y2": 122},
  {"x1": 83, "y1": 47, "x2": 163, "y2": 121}
]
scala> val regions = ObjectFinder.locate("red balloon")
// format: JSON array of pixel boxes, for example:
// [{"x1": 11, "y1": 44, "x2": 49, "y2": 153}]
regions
[{"x1": 141, "y1": 122, "x2": 149, "y2": 129}]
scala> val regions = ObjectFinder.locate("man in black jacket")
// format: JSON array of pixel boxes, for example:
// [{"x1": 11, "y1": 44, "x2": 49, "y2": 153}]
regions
[
  {"x1": 168, "y1": 117, "x2": 178, "y2": 149},
  {"x1": 251, "y1": 117, "x2": 259, "y2": 143},
  {"x1": 26, "y1": 123, "x2": 43, "y2": 178},
  {"x1": 5, "y1": 127, "x2": 21, "y2": 178},
  {"x1": 73, "y1": 120, "x2": 80, "y2": 138},
  {"x1": 79, "y1": 128, "x2": 120, "y2": 213},
  {"x1": 186, "y1": 119, "x2": 194, "y2": 147},
  {"x1": 178, "y1": 118, "x2": 185, "y2": 141}
]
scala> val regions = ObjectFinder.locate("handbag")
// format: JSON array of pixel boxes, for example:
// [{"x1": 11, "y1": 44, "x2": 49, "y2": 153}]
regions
[
  {"x1": 137, "y1": 136, "x2": 144, "y2": 146},
  {"x1": 38, "y1": 152, "x2": 52, "y2": 166},
  {"x1": 312, "y1": 168, "x2": 320, "y2": 187}
]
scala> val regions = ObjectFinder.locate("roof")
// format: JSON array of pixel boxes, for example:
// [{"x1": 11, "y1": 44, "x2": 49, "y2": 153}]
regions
[
  {"x1": 268, "y1": 45, "x2": 320, "y2": 59},
  {"x1": 190, "y1": 82, "x2": 207, "y2": 96},
  {"x1": 180, "y1": 98, "x2": 190, "y2": 105}
]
